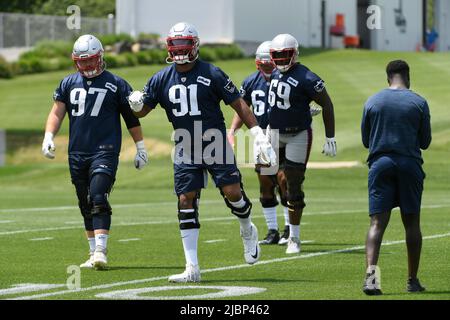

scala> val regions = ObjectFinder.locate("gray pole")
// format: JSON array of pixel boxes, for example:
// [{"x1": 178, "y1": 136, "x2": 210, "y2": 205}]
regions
[{"x1": 0, "y1": 129, "x2": 5, "y2": 166}]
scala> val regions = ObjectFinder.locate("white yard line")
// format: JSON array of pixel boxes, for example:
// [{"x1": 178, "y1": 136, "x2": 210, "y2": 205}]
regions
[
  {"x1": 0, "y1": 220, "x2": 13, "y2": 224},
  {"x1": 7, "y1": 196, "x2": 443, "y2": 214},
  {"x1": 1, "y1": 203, "x2": 449, "y2": 237},
  {"x1": 117, "y1": 238, "x2": 141, "y2": 242},
  {"x1": 9, "y1": 231, "x2": 450, "y2": 300},
  {"x1": 204, "y1": 239, "x2": 227, "y2": 244},
  {"x1": 29, "y1": 237, "x2": 53, "y2": 241}
]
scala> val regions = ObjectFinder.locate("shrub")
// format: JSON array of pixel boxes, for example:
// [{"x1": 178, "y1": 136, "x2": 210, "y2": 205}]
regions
[
  {"x1": 0, "y1": 55, "x2": 13, "y2": 79},
  {"x1": 104, "y1": 54, "x2": 119, "y2": 68},
  {"x1": 199, "y1": 47, "x2": 217, "y2": 62},
  {"x1": 98, "y1": 33, "x2": 134, "y2": 47}
]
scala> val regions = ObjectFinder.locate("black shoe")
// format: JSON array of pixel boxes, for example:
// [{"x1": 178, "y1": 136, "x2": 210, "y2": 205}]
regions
[
  {"x1": 259, "y1": 229, "x2": 280, "y2": 245},
  {"x1": 407, "y1": 278, "x2": 425, "y2": 293},
  {"x1": 363, "y1": 286, "x2": 383, "y2": 296},
  {"x1": 362, "y1": 272, "x2": 382, "y2": 296},
  {"x1": 278, "y1": 225, "x2": 290, "y2": 245}
]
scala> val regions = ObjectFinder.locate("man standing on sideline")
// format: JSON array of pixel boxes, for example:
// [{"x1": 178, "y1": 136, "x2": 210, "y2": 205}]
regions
[{"x1": 361, "y1": 60, "x2": 431, "y2": 295}]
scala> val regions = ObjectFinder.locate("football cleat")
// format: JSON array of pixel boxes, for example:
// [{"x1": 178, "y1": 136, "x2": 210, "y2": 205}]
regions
[
  {"x1": 407, "y1": 278, "x2": 425, "y2": 293},
  {"x1": 168, "y1": 263, "x2": 201, "y2": 283},
  {"x1": 93, "y1": 246, "x2": 108, "y2": 270},
  {"x1": 241, "y1": 223, "x2": 260, "y2": 264},
  {"x1": 362, "y1": 266, "x2": 382, "y2": 296},
  {"x1": 286, "y1": 237, "x2": 301, "y2": 254},
  {"x1": 278, "y1": 225, "x2": 290, "y2": 245},
  {"x1": 259, "y1": 229, "x2": 280, "y2": 245},
  {"x1": 80, "y1": 252, "x2": 94, "y2": 268}
]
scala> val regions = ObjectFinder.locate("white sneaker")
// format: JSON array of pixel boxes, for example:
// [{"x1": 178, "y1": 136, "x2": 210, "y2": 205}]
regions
[
  {"x1": 241, "y1": 223, "x2": 260, "y2": 264},
  {"x1": 93, "y1": 246, "x2": 108, "y2": 270},
  {"x1": 80, "y1": 252, "x2": 94, "y2": 268},
  {"x1": 286, "y1": 237, "x2": 301, "y2": 254},
  {"x1": 168, "y1": 263, "x2": 201, "y2": 283}
]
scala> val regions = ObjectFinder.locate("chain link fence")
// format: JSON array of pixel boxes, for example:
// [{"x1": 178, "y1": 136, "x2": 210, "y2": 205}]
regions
[{"x1": 0, "y1": 12, "x2": 115, "y2": 48}]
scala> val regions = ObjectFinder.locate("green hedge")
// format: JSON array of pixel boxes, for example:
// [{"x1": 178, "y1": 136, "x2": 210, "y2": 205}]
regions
[
  {"x1": 1, "y1": 39, "x2": 245, "y2": 79},
  {"x1": 0, "y1": 55, "x2": 14, "y2": 79}
]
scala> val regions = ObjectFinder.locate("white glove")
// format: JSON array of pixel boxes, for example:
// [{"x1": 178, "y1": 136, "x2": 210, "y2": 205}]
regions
[
  {"x1": 41, "y1": 132, "x2": 55, "y2": 159},
  {"x1": 134, "y1": 140, "x2": 148, "y2": 170},
  {"x1": 309, "y1": 104, "x2": 322, "y2": 117},
  {"x1": 128, "y1": 91, "x2": 145, "y2": 112},
  {"x1": 322, "y1": 137, "x2": 337, "y2": 157},
  {"x1": 251, "y1": 126, "x2": 277, "y2": 167}
]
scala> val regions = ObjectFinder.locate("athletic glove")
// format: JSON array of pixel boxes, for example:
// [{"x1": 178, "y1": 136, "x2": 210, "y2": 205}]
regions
[
  {"x1": 322, "y1": 137, "x2": 337, "y2": 157},
  {"x1": 128, "y1": 91, "x2": 145, "y2": 112},
  {"x1": 251, "y1": 126, "x2": 277, "y2": 167},
  {"x1": 309, "y1": 104, "x2": 322, "y2": 117},
  {"x1": 41, "y1": 132, "x2": 56, "y2": 159},
  {"x1": 134, "y1": 140, "x2": 148, "y2": 170}
]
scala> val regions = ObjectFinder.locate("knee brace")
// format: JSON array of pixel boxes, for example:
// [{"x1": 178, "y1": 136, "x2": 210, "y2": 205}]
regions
[
  {"x1": 73, "y1": 180, "x2": 92, "y2": 218},
  {"x1": 260, "y1": 197, "x2": 279, "y2": 208},
  {"x1": 178, "y1": 192, "x2": 201, "y2": 229},
  {"x1": 221, "y1": 184, "x2": 252, "y2": 219},
  {"x1": 90, "y1": 173, "x2": 113, "y2": 216},
  {"x1": 285, "y1": 160, "x2": 306, "y2": 210}
]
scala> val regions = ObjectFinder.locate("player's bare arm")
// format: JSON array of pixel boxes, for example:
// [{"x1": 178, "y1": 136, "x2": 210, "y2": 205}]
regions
[
  {"x1": 229, "y1": 98, "x2": 258, "y2": 129},
  {"x1": 312, "y1": 88, "x2": 337, "y2": 157},
  {"x1": 229, "y1": 111, "x2": 244, "y2": 135},
  {"x1": 312, "y1": 88, "x2": 335, "y2": 138},
  {"x1": 44, "y1": 100, "x2": 67, "y2": 135}
]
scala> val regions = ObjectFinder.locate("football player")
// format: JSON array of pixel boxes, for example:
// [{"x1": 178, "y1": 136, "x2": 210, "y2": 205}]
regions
[
  {"x1": 267, "y1": 34, "x2": 336, "y2": 254},
  {"x1": 42, "y1": 34, "x2": 148, "y2": 270},
  {"x1": 128, "y1": 22, "x2": 275, "y2": 283},
  {"x1": 227, "y1": 41, "x2": 322, "y2": 246}
]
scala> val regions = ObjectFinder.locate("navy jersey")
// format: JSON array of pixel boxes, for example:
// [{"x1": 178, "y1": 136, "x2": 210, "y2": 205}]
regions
[
  {"x1": 240, "y1": 71, "x2": 271, "y2": 129},
  {"x1": 54, "y1": 70, "x2": 140, "y2": 154},
  {"x1": 268, "y1": 63, "x2": 324, "y2": 134},
  {"x1": 361, "y1": 88, "x2": 431, "y2": 164},
  {"x1": 143, "y1": 59, "x2": 240, "y2": 133}
]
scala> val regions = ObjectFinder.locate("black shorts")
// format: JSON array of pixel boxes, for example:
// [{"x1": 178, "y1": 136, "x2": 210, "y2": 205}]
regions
[
  {"x1": 69, "y1": 152, "x2": 119, "y2": 184},
  {"x1": 174, "y1": 162, "x2": 241, "y2": 196},
  {"x1": 368, "y1": 155, "x2": 425, "y2": 215}
]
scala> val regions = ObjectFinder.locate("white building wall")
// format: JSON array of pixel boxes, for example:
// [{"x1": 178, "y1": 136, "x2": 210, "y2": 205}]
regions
[
  {"x1": 435, "y1": 0, "x2": 450, "y2": 51},
  {"x1": 233, "y1": 0, "x2": 322, "y2": 47},
  {"x1": 116, "y1": 0, "x2": 234, "y2": 43},
  {"x1": 370, "y1": 0, "x2": 422, "y2": 51}
]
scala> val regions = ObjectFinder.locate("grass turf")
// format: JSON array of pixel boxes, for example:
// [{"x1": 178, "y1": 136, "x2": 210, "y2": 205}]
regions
[{"x1": 0, "y1": 49, "x2": 449, "y2": 300}]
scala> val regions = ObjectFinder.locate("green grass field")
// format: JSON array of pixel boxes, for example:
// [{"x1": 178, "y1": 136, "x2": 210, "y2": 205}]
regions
[{"x1": 0, "y1": 50, "x2": 449, "y2": 300}]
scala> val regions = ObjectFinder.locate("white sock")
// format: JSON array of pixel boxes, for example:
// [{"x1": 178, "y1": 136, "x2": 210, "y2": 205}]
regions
[
  {"x1": 289, "y1": 224, "x2": 300, "y2": 239},
  {"x1": 283, "y1": 206, "x2": 290, "y2": 226},
  {"x1": 88, "y1": 237, "x2": 96, "y2": 253},
  {"x1": 95, "y1": 233, "x2": 108, "y2": 250},
  {"x1": 263, "y1": 206, "x2": 278, "y2": 230},
  {"x1": 180, "y1": 229, "x2": 199, "y2": 266},
  {"x1": 229, "y1": 197, "x2": 252, "y2": 231}
]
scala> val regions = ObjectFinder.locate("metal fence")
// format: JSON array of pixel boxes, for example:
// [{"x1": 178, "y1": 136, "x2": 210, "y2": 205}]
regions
[{"x1": 0, "y1": 12, "x2": 114, "y2": 48}]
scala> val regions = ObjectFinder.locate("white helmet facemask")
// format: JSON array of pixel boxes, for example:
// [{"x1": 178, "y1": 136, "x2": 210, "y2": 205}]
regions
[
  {"x1": 166, "y1": 22, "x2": 200, "y2": 65},
  {"x1": 270, "y1": 34, "x2": 299, "y2": 73}
]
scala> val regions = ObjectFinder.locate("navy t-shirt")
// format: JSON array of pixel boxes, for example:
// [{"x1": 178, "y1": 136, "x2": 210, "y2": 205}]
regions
[
  {"x1": 240, "y1": 71, "x2": 271, "y2": 129},
  {"x1": 268, "y1": 63, "x2": 324, "y2": 133},
  {"x1": 361, "y1": 88, "x2": 432, "y2": 164},
  {"x1": 54, "y1": 70, "x2": 140, "y2": 154},
  {"x1": 143, "y1": 59, "x2": 240, "y2": 133}
]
